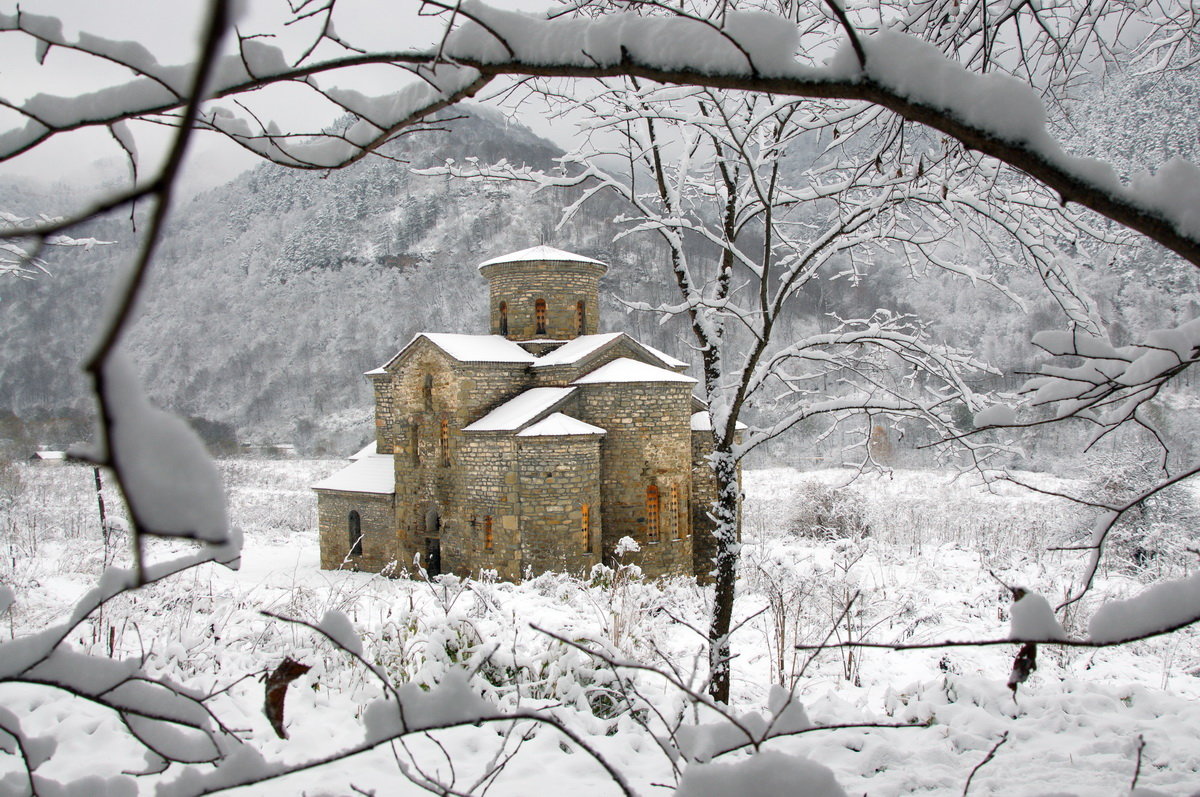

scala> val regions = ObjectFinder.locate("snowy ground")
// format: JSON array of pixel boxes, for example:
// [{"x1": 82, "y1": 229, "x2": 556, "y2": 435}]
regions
[{"x1": 2, "y1": 459, "x2": 1199, "y2": 795}]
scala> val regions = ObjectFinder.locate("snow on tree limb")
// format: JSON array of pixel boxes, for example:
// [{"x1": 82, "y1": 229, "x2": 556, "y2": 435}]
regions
[{"x1": 3, "y1": 3, "x2": 1199, "y2": 265}]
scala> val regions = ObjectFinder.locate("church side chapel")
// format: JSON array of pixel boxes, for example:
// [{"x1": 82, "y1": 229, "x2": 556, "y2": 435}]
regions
[{"x1": 314, "y1": 246, "x2": 732, "y2": 581}]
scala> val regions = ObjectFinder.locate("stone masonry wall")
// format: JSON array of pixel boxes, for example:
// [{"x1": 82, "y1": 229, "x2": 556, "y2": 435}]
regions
[
  {"x1": 574, "y1": 380, "x2": 694, "y2": 578},
  {"x1": 317, "y1": 490, "x2": 397, "y2": 572},
  {"x1": 370, "y1": 373, "x2": 394, "y2": 454},
  {"x1": 388, "y1": 341, "x2": 530, "y2": 576},
  {"x1": 449, "y1": 433, "x2": 523, "y2": 580},
  {"x1": 516, "y1": 436, "x2": 603, "y2": 577},
  {"x1": 481, "y1": 260, "x2": 605, "y2": 340}
]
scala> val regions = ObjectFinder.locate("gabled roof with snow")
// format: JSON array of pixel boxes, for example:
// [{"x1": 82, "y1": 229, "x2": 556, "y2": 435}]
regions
[
  {"x1": 349, "y1": 441, "x2": 377, "y2": 461},
  {"x1": 381, "y1": 333, "x2": 536, "y2": 371},
  {"x1": 572, "y1": 358, "x2": 697, "y2": 385},
  {"x1": 312, "y1": 455, "x2": 395, "y2": 495},
  {"x1": 516, "y1": 413, "x2": 606, "y2": 437},
  {"x1": 531, "y1": 332, "x2": 688, "y2": 371},
  {"x1": 531, "y1": 333, "x2": 623, "y2": 367},
  {"x1": 638, "y1": 341, "x2": 688, "y2": 369},
  {"x1": 479, "y1": 245, "x2": 606, "y2": 269},
  {"x1": 463, "y1": 387, "x2": 576, "y2": 432}
]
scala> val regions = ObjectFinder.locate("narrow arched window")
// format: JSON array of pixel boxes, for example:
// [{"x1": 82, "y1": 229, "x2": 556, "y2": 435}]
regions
[
  {"x1": 423, "y1": 373, "x2": 434, "y2": 410},
  {"x1": 498, "y1": 301, "x2": 509, "y2": 335},
  {"x1": 669, "y1": 484, "x2": 682, "y2": 539},
  {"x1": 348, "y1": 511, "x2": 363, "y2": 556},
  {"x1": 410, "y1": 422, "x2": 420, "y2": 465},
  {"x1": 535, "y1": 298, "x2": 547, "y2": 335},
  {"x1": 575, "y1": 300, "x2": 586, "y2": 335},
  {"x1": 484, "y1": 515, "x2": 494, "y2": 550},
  {"x1": 678, "y1": 486, "x2": 689, "y2": 538},
  {"x1": 646, "y1": 485, "x2": 660, "y2": 542},
  {"x1": 440, "y1": 418, "x2": 450, "y2": 465},
  {"x1": 582, "y1": 503, "x2": 592, "y2": 553}
]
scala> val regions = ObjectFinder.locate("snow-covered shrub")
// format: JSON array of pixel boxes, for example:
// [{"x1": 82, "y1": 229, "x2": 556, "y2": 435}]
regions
[
  {"x1": 787, "y1": 483, "x2": 870, "y2": 541},
  {"x1": 1084, "y1": 453, "x2": 1200, "y2": 581}
]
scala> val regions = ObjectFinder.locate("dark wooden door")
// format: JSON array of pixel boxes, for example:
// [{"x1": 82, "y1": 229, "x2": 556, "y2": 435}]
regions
[{"x1": 425, "y1": 537, "x2": 441, "y2": 576}]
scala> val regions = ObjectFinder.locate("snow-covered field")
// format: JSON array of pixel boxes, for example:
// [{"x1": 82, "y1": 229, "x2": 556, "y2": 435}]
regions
[{"x1": 2, "y1": 459, "x2": 1199, "y2": 795}]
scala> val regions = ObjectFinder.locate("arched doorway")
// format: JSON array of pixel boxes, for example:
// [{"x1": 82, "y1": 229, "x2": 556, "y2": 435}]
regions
[{"x1": 423, "y1": 506, "x2": 442, "y2": 576}]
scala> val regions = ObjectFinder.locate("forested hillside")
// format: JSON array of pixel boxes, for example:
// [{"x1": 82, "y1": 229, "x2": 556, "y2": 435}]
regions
[{"x1": 2, "y1": 89, "x2": 1197, "y2": 459}]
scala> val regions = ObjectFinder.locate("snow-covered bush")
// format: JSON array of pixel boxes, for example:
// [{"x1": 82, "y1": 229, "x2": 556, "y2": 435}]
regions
[
  {"x1": 786, "y1": 483, "x2": 871, "y2": 542},
  {"x1": 1083, "y1": 452, "x2": 1200, "y2": 581}
]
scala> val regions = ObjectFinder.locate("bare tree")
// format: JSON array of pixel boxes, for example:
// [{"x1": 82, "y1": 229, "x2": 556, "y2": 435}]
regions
[
  {"x1": 2, "y1": 0, "x2": 1200, "y2": 791},
  {"x1": 421, "y1": 77, "x2": 1065, "y2": 701}
]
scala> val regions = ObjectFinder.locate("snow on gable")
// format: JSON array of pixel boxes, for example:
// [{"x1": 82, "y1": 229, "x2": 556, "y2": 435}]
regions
[
  {"x1": 532, "y1": 332, "x2": 688, "y2": 371},
  {"x1": 380, "y1": 332, "x2": 536, "y2": 371},
  {"x1": 531, "y1": 333, "x2": 623, "y2": 367},
  {"x1": 478, "y1": 245, "x2": 605, "y2": 268},
  {"x1": 421, "y1": 333, "x2": 536, "y2": 362},
  {"x1": 312, "y1": 454, "x2": 395, "y2": 495},
  {"x1": 463, "y1": 387, "x2": 576, "y2": 432},
  {"x1": 516, "y1": 412, "x2": 606, "y2": 437},
  {"x1": 349, "y1": 441, "x2": 377, "y2": 461},
  {"x1": 573, "y1": 357, "x2": 697, "y2": 385},
  {"x1": 638, "y1": 341, "x2": 687, "y2": 369}
]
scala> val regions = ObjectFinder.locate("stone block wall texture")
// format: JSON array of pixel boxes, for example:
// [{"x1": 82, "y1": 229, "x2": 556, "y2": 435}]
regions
[
  {"x1": 574, "y1": 380, "x2": 694, "y2": 579},
  {"x1": 481, "y1": 260, "x2": 605, "y2": 340},
  {"x1": 317, "y1": 490, "x2": 397, "y2": 572},
  {"x1": 450, "y1": 433, "x2": 524, "y2": 580},
  {"x1": 516, "y1": 435, "x2": 603, "y2": 577},
  {"x1": 370, "y1": 373, "x2": 394, "y2": 454},
  {"x1": 385, "y1": 346, "x2": 531, "y2": 576}
]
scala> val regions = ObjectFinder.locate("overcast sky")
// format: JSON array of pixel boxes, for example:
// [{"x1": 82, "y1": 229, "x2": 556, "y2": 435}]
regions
[{"x1": 0, "y1": 0, "x2": 564, "y2": 194}]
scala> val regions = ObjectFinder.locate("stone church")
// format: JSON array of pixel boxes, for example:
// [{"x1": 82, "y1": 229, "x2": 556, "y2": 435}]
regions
[{"x1": 314, "y1": 245, "x2": 730, "y2": 581}]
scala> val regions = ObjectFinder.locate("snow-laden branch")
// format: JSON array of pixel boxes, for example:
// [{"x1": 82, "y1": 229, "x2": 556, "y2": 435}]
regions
[
  {"x1": 3, "y1": 3, "x2": 1199, "y2": 265},
  {"x1": 1023, "y1": 320, "x2": 1200, "y2": 432}
]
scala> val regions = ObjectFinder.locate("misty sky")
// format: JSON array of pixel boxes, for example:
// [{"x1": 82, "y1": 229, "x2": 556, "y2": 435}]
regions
[{"x1": 0, "y1": 0, "x2": 562, "y2": 193}]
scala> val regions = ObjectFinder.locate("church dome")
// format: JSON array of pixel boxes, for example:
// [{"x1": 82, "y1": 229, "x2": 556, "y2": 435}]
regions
[{"x1": 478, "y1": 246, "x2": 608, "y2": 341}]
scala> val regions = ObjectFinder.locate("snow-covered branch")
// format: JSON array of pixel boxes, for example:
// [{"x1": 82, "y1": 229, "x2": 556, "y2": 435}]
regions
[{"x1": 3, "y1": 3, "x2": 1199, "y2": 265}]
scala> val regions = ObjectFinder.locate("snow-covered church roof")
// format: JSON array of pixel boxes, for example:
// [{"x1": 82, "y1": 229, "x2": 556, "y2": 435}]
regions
[
  {"x1": 312, "y1": 454, "x2": 395, "y2": 494},
  {"x1": 572, "y1": 358, "x2": 697, "y2": 385},
  {"x1": 531, "y1": 332, "x2": 688, "y2": 370},
  {"x1": 463, "y1": 387, "x2": 576, "y2": 432},
  {"x1": 379, "y1": 333, "x2": 537, "y2": 370},
  {"x1": 478, "y1": 245, "x2": 606, "y2": 269},
  {"x1": 516, "y1": 412, "x2": 606, "y2": 437}
]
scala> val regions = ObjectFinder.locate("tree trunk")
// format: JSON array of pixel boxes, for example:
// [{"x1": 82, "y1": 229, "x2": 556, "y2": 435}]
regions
[{"x1": 706, "y1": 448, "x2": 740, "y2": 704}]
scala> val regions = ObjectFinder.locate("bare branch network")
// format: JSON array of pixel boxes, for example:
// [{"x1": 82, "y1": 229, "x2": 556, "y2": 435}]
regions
[{"x1": 2, "y1": 0, "x2": 1200, "y2": 793}]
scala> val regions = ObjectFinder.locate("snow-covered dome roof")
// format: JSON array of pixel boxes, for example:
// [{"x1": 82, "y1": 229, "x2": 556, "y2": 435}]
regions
[{"x1": 478, "y1": 245, "x2": 606, "y2": 269}]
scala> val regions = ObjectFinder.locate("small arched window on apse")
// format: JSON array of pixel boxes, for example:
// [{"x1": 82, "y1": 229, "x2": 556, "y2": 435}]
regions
[
  {"x1": 423, "y1": 373, "x2": 434, "y2": 410},
  {"x1": 646, "y1": 485, "x2": 660, "y2": 542},
  {"x1": 669, "y1": 484, "x2": 682, "y2": 539},
  {"x1": 484, "y1": 515, "x2": 494, "y2": 550},
  {"x1": 535, "y1": 298, "x2": 547, "y2": 335},
  {"x1": 348, "y1": 511, "x2": 363, "y2": 557},
  {"x1": 575, "y1": 300, "x2": 586, "y2": 335},
  {"x1": 440, "y1": 418, "x2": 450, "y2": 465},
  {"x1": 498, "y1": 301, "x2": 509, "y2": 336},
  {"x1": 582, "y1": 503, "x2": 592, "y2": 553}
]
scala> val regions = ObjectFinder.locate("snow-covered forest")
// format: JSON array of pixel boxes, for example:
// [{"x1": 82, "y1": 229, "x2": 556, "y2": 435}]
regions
[{"x1": 3, "y1": 0, "x2": 1200, "y2": 793}]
